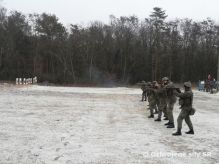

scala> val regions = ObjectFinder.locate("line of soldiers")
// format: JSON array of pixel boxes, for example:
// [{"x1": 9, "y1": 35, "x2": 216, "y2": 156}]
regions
[{"x1": 140, "y1": 77, "x2": 195, "y2": 136}]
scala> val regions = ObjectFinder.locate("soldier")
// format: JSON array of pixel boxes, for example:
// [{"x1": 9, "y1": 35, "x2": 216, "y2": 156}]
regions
[
  {"x1": 164, "y1": 82, "x2": 177, "y2": 128},
  {"x1": 173, "y1": 81, "x2": 194, "y2": 136},
  {"x1": 160, "y1": 77, "x2": 169, "y2": 120},
  {"x1": 141, "y1": 81, "x2": 147, "y2": 101},
  {"x1": 146, "y1": 82, "x2": 158, "y2": 113},
  {"x1": 147, "y1": 82, "x2": 157, "y2": 118},
  {"x1": 153, "y1": 81, "x2": 159, "y2": 115},
  {"x1": 154, "y1": 80, "x2": 167, "y2": 121}
]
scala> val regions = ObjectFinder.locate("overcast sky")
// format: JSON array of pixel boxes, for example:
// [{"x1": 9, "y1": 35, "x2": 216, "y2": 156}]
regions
[{"x1": 2, "y1": 0, "x2": 219, "y2": 26}]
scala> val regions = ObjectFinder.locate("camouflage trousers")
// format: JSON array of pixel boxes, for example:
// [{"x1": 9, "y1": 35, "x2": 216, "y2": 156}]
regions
[
  {"x1": 166, "y1": 102, "x2": 175, "y2": 123},
  {"x1": 149, "y1": 102, "x2": 156, "y2": 116},
  {"x1": 163, "y1": 106, "x2": 168, "y2": 118},
  {"x1": 142, "y1": 91, "x2": 147, "y2": 101},
  {"x1": 148, "y1": 97, "x2": 156, "y2": 116},
  {"x1": 158, "y1": 99, "x2": 167, "y2": 119},
  {"x1": 177, "y1": 107, "x2": 193, "y2": 130}
]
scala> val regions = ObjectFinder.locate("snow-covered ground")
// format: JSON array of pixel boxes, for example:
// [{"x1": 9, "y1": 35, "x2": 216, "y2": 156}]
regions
[{"x1": 0, "y1": 84, "x2": 218, "y2": 164}]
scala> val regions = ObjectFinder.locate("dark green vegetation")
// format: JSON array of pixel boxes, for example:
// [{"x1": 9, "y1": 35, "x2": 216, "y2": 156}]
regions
[{"x1": 0, "y1": 6, "x2": 218, "y2": 84}]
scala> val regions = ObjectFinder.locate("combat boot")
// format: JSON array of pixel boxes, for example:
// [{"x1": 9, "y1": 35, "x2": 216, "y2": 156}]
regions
[
  {"x1": 166, "y1": 123, "x2": 175, "y2": 128},
  {"x1": 185, "y1": 129, "x2": 194, "y2": 134},
  {"x1": 164, "y1": 121, "x2": 171, "y2": 126},
  {"x1": 172, "y1": 128, "x2": 181, "y2": 136},
  {"x1": 154, "y1": 118, "x2": 161, "y2": 121},
  {"x1": 148, "y1": 115, "x2": 154, "y2": 118}
]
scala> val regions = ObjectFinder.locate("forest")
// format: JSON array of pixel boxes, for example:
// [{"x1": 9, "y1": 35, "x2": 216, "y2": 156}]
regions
[{"x1": 0, "y1": 6, "x2": 218, "y2": 84}]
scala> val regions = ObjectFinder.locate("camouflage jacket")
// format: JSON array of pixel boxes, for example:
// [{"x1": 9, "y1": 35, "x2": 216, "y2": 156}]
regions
[
  {"x1": 147, "y1": 88, "x2": 158, "y2": 103},
  {"x1": 141, "y1": 85, "x2": 147, "y2": 92},
  {"x1": 176, "y1": 90, "x2": 193, "y2": 108},
  {"x1": 162, "y1": 82, "x2": 177, "y2": 103}
]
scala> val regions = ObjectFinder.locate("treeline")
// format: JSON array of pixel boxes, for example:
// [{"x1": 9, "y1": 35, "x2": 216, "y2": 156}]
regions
[{"x1": 0, "y1": 6, "x2": 218, "y2": 84}]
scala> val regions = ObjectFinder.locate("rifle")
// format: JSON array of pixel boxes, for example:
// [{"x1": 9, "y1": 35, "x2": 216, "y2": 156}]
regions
[
  {"x1": 164, "y1": 84, "x2": 181, "y2": 93},
  {"x1": 166, "y1": 87, "x2": 181, "y2": 93}
]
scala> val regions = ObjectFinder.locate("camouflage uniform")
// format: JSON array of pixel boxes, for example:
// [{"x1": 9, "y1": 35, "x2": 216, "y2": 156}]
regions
[
  {"x1": 164, "y1": 83, "x2": 177, "y2": 128},
  {"x1": 155, "y1": 84, "x2": 167, "y2": 121},
  {"x1": 152, "y1": 81, "x2": 160, "y2": 115},
  {"x1": 147, "y1": 83, "x2": 158, "y2": 118},
  {"x1": 173, "y1": 82, "x2": 194, "y2": 136},
  {"x1": 157, "y1": 77, "x2": 170, "y2": 121}
]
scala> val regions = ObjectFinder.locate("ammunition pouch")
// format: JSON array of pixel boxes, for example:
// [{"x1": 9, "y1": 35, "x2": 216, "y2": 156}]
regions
[{"x1": 189, "y1": 107, "x2": 196, "y2": 115}]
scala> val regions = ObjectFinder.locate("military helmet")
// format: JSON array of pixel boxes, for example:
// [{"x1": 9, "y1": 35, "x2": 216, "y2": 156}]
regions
[
  {"x1": 162, "y1": 77, "x2": 169, "y2": 81},
  {"x1": 184, "y1": 81, "x2": 192, "y2": 88}
]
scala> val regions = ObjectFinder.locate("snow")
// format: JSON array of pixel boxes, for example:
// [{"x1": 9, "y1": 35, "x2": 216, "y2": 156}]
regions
[{"x1": 0, "y1": 84, "x2": 218, "y2": 164}]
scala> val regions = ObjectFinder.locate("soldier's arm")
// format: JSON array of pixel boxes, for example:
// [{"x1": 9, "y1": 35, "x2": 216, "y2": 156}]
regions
[
  {"x1": 175, "y1": 91, "x2": 192, "y2": 99},
  {"x1": 175, "y1": 88, "x2": 181, "y2": 93},
  {"x1": 171, "y1": 88, "x2": 180, "y2": 95}
]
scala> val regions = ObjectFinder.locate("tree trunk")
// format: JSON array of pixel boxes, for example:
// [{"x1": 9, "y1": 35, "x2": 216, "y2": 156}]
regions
[{"x1": 89, "y1": 55, "x2": 93, "y2": 82}]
